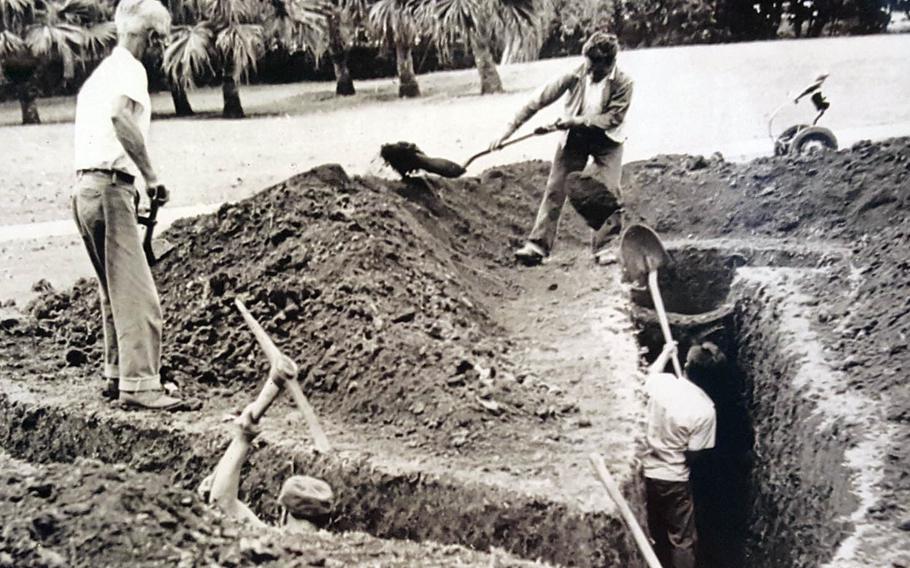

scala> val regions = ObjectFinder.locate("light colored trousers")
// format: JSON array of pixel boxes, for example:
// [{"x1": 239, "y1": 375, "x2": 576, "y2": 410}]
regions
[
  {"x1": 71, "y1": 171, "x2": 163, "y2": 392},
  {"x1": 528, "y1": 129, "x2": 624, "y2": 254}
]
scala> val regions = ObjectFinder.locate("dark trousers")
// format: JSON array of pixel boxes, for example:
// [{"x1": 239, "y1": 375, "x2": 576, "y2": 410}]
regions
[
  {"x1": 528, "y1": 127, "x2": 623, "y2": 254},
  {"x1": 646, "y1": 477, "x2": 698, "y2": 568}
]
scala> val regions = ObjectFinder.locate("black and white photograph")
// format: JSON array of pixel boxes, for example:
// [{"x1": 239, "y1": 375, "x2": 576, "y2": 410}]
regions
[{"x1": 0, "y1": 0, "x2": 908, "y2": 565}]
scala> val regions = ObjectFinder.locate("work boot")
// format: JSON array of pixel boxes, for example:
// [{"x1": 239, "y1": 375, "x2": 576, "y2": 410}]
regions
[
  {"x1": 119, "y1": 390, "x2": 196, "y2": 411},
  {"x1": 514, "y1": 242, "x2": 547, "y2": 266}
]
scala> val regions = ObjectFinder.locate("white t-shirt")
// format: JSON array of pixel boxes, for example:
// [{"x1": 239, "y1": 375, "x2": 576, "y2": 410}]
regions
[
  {"x1": 581, "y1": 73, "x2": 607, "y2": 117},
  {"x1": 74, "y1": 46, "x2": 151, "y2": 175},
  {"x1": 642, "y1": 372, "x2": 717, "y2": 482}
]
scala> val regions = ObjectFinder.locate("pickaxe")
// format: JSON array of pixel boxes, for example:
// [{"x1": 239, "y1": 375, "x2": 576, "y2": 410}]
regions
[{"x1": 234, "y1": 298, "x2": 332, "y2": 453}]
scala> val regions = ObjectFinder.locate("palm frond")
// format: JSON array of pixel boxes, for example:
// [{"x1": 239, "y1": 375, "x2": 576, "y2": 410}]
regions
[
  {"x1": 0, "y1": 0, "x2": 31, "y2": 20},
  {"x1": 80, "y1": 19, "x2": 114, "y2": 61},
  {"x1": 368, "y1": 0, "x2": 421, "y2": 44},
  {"x1": 215, "y1": 22, "x2": 262, "y2": 80},
  {"x1": 24, "y1": 19, "x2": 83, "y2": 78},
  {"x1": 163, "y1": 21, "x2": 214, "y2": 88},
  {"x1": 0, "y1": 28, "x2": 25, "y2": 57},
  {"x1": 206, "y1": 0, "x2": 260, "y2": 25}
]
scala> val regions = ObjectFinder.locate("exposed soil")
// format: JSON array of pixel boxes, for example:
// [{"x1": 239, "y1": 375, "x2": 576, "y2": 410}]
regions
[
  {"x1": 1, "y1": 137, "x2": 909, "y2": 566},
  {"x1": 0, "y1": 451, "x2": 540, "y2": 567},
  {"x1": 622, "y1": 138, "x2": 910, "y2": 564},
  {"x1": 7, "y1": 163, "x2": 578, "y2": 454}
]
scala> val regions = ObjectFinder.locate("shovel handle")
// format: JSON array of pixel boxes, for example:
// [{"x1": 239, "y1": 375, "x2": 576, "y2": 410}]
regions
[
  {"x1": 287, "y1": 379, "x2": 332, "y2": 454},
  {"x1": 589, "y1": 453, "x2": 663, "y2": 568},
  {"x1": 648, "y1": 270, "x2": 684, "y2": 378},
  {"x1": 462, "y1": 127, "x2": 554, "y2": 170}
]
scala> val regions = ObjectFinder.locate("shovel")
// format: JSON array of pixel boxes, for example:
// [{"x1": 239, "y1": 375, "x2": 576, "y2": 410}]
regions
[
  {"x1": 380, "y1": 124, "x2": 557, "y2": 179},
  {"x1": 137, "y1": 198, "x2": 176, "y2": 266},
  {"x1": 235, "y1": 298, "x2": 332, "y2": 454},
  {"x1": 619, "y1": 224, "x2": 683, "y2": 378}
]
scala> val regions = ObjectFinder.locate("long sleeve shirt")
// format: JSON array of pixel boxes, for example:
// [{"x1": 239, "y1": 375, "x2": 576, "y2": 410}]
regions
[{"x1": 509, "y1": 63, "x2": 634, "y2": 144}]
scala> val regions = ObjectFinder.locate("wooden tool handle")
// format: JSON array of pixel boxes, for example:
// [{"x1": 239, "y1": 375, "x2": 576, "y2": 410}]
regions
[
  {"x1": 245, "y1": 378, "x2": 282, "y2": 424},
  {"x1": 589, "y1": 453, "x2": 663, "y2": 568},
  {"x1": 287, "y1": 379, "x2": 332, "y2": 454},
  {"x1": 235, "y1": 298, "x2": 284, "y2": 365},
  {"x1": 462, "y1": 129, "x2": 552, "y2": 170},
  {"x1": 648, "y1": 270, "x2": 684, "y2": 378}
]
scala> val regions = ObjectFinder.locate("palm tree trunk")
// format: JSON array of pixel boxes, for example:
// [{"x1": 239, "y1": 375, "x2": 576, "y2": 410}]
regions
[
  {"x1": 18, "y1": 83, "x2": 40, "y2": 125},
  {"x1": 471, "y1": 32, "x2": 503, "y2": 95},
  {"x1": 170, "y1": 84, "x2": 194, "y2": 116},
  {"x1": 394, "y1": 37, "x2": 420, "y2": 98},
  {"x1": 222, "y1": 74, "x2": 244, "y2": 119},
  {"x1": 328, "y1": 14, "x2": 355, "y2": 96}
]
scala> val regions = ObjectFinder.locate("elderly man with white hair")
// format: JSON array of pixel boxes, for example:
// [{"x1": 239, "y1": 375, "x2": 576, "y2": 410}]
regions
[{"x1": 72, "y1": 0, "x2": 186, "y2": 410}]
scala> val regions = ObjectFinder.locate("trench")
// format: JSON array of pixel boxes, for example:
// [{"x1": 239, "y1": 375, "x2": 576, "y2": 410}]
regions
[{"x1": 630, "y1": 242, "x2": 861, "y2": 568}]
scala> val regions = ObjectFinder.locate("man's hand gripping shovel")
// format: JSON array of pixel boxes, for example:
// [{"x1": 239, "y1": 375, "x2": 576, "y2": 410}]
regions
[
  {"x1": 137, "y1": 184, "x2": 176, "y2": 267},
  {"x1": 619, "y1": 224, "x2": 683, "y2": 378}
]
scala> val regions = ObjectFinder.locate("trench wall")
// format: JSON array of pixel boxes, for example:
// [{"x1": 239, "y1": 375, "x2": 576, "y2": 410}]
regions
[
  {"x1": 0, "y1": 390, "x2": 643, "y2": 567},
  {"x1": 733, "y1": 270, "x2": 857, "y2": 568}
]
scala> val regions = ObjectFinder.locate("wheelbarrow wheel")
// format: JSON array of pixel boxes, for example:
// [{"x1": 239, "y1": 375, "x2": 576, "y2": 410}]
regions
[{"x1": 790, "y1": 126, "x2": 837, "y2": 156}]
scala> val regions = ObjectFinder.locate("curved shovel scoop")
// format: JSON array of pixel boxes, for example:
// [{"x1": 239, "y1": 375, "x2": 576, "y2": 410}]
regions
[
  {"x1": 619, "y1": 224, "x2": 671, "y2": 285},
  {"x1": 620, "y1": 224, "x2": 683, "y2": 378}
]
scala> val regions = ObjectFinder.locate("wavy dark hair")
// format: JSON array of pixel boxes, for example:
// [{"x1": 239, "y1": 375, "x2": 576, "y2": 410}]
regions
[{"x1": 581, "y1": 32, "x2": 619, "y2": 63}]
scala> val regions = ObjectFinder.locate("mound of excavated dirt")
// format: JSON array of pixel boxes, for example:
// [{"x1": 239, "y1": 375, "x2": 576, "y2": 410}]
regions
[
  {"x1": 0, "y1": 452, "x2": 538, "y2": 567},
  {"x1": 623, "y1": 138, "x2": 909, "y2": 241},
  {"x1": 624, "y1": 137, "x2": 910, "y2": 534},
  {"x1": 8, "y1": 162, "x2": 591, "y2": 451}
]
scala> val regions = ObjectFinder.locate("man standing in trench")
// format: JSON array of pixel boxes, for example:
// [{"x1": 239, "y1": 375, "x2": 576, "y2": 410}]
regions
[
  {"x1": 488, "y1": 32, "x2": 633, "y2": 266},
  {"x1": 642, "y1": 341, "x2": 723, "y2": 568},
  {"x1": 72, "y1": 0, "x2": 184, "y2": 410}
]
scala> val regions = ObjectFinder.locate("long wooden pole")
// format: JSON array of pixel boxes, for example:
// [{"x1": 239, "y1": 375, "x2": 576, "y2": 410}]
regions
[
  {"x1": 648, "y1": 270, "x2": 684, "y2": 378},
  {"x1": 589, "y1": 453, "x2": 663, "y2": 568}
]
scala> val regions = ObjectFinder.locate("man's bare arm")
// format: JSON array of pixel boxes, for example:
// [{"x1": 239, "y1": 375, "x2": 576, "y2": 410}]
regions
[
  {"x1": 489, "y1": 72, "x2": 577, "y2": 150},
  {"x1": 209, "y1": 407, "x2": 263, "y2": 525},
  {"x1": 111, "y1": 95, "x2": 159, "y2": 187},
  {"x1": 648, "y1": 342, "x2": 677, "y2": 375}
]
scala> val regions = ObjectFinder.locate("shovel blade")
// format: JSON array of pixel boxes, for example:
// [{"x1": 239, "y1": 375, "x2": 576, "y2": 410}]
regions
[{"x1": 620, "y1": 224, "x2": 671, "y2": 284}]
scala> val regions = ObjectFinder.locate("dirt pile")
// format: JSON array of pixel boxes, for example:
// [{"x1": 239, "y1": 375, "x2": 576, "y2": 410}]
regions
[
  {"x1": 8, "y1": 162, "x2": 587, "y2": 451},
  {"x1": 624, "y1": 138, "x2": 910, "y2": 240}
]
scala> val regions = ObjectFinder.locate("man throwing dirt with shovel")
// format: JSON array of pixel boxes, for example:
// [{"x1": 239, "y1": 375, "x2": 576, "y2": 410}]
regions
[
  {"x1": 489, "y1": 32, "x2": 633, "y2": 266},
  {"x1": 71, "y1": 0, "x2": 185, "y2": 410}
]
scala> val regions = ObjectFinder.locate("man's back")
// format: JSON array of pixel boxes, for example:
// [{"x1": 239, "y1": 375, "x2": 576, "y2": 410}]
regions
[{"x1": 642, "y1": 372, "x2": 716, "y2": 482}]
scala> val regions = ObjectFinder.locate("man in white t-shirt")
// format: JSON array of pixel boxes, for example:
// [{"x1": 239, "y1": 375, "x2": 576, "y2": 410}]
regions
[
  {"x1": 489, "y1": 32, "x2": 633, "y2": 266},
  {"x1": 642, "y1": 341, "x2": 724, "y2": 568},
  {"x1": 72, "y1": 0, "x2": 185, "y2": 410}
]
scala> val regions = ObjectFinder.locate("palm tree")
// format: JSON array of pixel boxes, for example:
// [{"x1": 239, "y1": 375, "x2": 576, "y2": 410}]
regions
[
  {"x1": 0, "y1": 0, "x2": 114, "y2": 124},
  {"x1": 162, "y1": 0, "x2": 203, "y2": 115},
  {"x1": 428, "y1": 0, "x2": 535, "y2": 94},
  {"x1": 368, "y1": 0, "x2": 425, "y2": 98},
  {"x1": 164, "y1": 0, "x2": 325, "y2": 118},
  {"x1": 324, "y1": 0, "x2": 366, "y2": 95}
]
